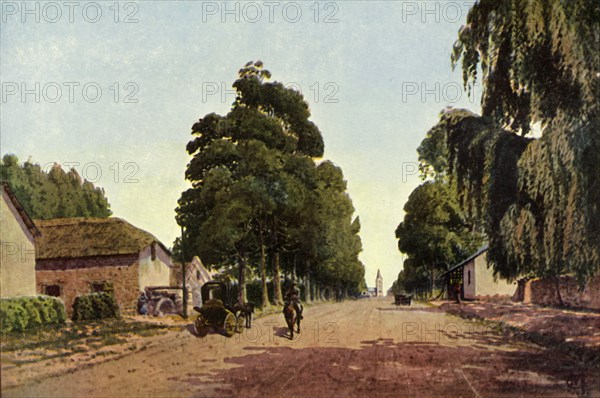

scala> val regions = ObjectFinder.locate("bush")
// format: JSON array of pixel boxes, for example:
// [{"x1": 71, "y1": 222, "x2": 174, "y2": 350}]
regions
[
  {"x1": 0, "y1": 296, "x2": 66, "y2": 333},
  {"x1": 72, "y1": 292, "x2": 120, "y2": 321}
]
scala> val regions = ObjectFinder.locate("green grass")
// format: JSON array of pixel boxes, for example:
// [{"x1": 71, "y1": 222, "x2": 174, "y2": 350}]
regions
[{"x1": 1, "y1": 318, "x2": 174, "y2": 357}]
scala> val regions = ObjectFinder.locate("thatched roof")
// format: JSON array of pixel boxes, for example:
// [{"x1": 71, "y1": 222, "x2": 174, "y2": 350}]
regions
[
  {"x1": 34, "y1": 217, "x2": 170, "y2": 259},
  {"x1": 2, "y1": 182, "x2": 41, "y2": 237}
]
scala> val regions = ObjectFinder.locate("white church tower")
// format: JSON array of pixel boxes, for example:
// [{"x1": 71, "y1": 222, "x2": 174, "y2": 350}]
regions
[{"x1": 375, "y1": 269, "x2": 383, "y2": 297}]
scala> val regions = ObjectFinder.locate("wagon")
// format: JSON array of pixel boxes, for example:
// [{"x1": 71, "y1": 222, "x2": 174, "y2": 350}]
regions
[
  {"x1": 192, "y1": 281, "x2": 244, "y2": 337},
  {"x1": 394, "y1": 294, "x2": 412, "y2": 306}
]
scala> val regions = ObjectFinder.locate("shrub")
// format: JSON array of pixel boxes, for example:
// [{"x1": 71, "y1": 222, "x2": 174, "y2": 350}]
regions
[
  {"x1": 0, "y1": 296, "x2": 66, "y2": 333},
  {"x1": 72, "y1": 292, "x2": 120, "y2": 321}
]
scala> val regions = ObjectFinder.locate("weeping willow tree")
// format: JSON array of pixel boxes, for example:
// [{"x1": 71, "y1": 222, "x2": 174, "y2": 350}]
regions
[
  {"x1": 435, "y1": 0, "x2": 599, "y2": 302},
  {"x1": 452, "y1": 0, "x2": 599, "y2": 135}
]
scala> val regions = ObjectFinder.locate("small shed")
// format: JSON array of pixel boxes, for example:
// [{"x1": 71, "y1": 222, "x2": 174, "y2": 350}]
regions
[{"x1": 442, "y1": 246, "x2": 517, "y2": 300}]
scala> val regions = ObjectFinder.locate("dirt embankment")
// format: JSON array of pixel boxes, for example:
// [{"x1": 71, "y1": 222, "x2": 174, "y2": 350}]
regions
[{"x1": 439, "y1": 300, "x2": 600, "y2": 347}]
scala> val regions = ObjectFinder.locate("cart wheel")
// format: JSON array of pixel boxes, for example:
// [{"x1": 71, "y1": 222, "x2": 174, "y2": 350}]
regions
[
  {"x1": 194, "y1": 314, "x2": 208, "y2": 337},
  {"x1": 236, "y1": 314, "x2": 245, "y2": 333},
  {"x1": 223, "y1": 312, "x2": 236, "y2": 337}
]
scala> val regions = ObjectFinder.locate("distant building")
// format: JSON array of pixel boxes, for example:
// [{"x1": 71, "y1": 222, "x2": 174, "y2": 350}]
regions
[
  {"x1": 375, "y1": 269, "x2": 383, "y2": 297},
  {"x1": 442, "y1": 246, "x2": 517, "y2": 300},
  {"x1": 34, "y1": 217, "x2": 173, "y2": 315},
  {"x1": 0, "y1": 183, "x2": 40, "y2": 297}
]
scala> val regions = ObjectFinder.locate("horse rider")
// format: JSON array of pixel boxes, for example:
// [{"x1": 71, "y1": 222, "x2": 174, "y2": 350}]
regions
[{"x1": 284, "y1": 281, "x2": 303, "y2": 319}]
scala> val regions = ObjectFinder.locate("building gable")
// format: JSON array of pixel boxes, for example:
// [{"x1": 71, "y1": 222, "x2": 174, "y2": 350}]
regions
[
  {"x1": 1, "y1": 183, "x2": 38, "y2": 297},
  {"x1": 1, "y1": 183, "x2": 40, "y2": 242}
]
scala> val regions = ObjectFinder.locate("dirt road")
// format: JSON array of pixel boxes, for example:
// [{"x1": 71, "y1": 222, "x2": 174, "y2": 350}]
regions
[{"x1": 4, "y1": 298, "x2": 597, "y2": 397}]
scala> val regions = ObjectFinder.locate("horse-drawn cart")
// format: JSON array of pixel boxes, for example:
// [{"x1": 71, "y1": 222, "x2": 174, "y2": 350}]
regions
[
  {"x1": 394, "y1": 294, "x2": 412, "y2": 306},
  {"x1": 193, "y1": 281, "x2": 244, "y2": 337}
]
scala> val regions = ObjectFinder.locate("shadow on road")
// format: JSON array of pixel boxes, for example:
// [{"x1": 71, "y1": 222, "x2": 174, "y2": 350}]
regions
[
  {"x1": 274, "y1": 327, "x2": 292, "y2": 340},
  {"x1": 172, "y1": 330, "x2": 599, "y2": 397},
  {"x1": 377, "y1": 306, "x2": 443, "y2": 313}
]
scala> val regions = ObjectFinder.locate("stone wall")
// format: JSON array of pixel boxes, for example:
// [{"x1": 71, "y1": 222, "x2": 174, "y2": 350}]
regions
[
  {"x1": 521, "y1": 275, "x2": 600, "y2": 310},
  {"x1": 36, "y1": 254, "x2": 140, "y2": 316}
]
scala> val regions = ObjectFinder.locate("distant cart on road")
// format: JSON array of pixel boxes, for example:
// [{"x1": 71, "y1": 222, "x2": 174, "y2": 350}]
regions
[{"x1": 394, "y1": 294, "x2": 412, "y2": 306}]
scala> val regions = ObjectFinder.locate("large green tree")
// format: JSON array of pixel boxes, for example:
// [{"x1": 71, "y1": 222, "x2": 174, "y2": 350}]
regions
[
  {"x1": 310, "y1": 161, "x2": 365, "y2": 298},
  {"x1": 395, "y1": 117, "x2": 484, "y2": 296},
  {"x1": 452, "y1": 0, "x2": 599, "y2": 135},
  {"x1": 176, "y1": 62, "x2": 364, "y2": 306},
  {"x1": 395, "y1": 180, "x2": 483, "y2": 296},
  {"x1": 435, "y1": 0, "x2": 599, "y2": 301}
]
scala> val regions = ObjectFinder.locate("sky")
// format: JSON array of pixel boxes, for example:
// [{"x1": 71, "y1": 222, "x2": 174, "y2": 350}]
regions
[{"x1": 0, "y1": 0, "x2": 482, "y2": 291}]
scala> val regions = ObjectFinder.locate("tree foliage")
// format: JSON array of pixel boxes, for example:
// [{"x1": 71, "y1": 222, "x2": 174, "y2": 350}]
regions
[
  {"x1": 452, "y1": 0, "x2": 599, "y2": 135},
  {"x1": 395, "y1": 113, "x2": 484, "y2": 295},
  {"x1": 395, "y1": 179, "x2": 484, "y2": 294},
  {"x1": 0, "y1": 154, "x2": 112, "y2": 219},
  {"x1": 176, "y1": 62, "x2": 364, "y2": 307},
  {"x1": 439, "y1": 110, "x2": 599, "y2": 287},
  {"x1": 442, "y1": 0, "x2": 599, "y2": 290}
]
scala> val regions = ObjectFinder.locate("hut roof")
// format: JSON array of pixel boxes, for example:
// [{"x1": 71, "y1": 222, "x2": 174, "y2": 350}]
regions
[
  {"x1": 34, "y1": 217, "x2": 170, "y2": 259},
  {"x1": 440, "y1": 245, "x2": 489, "y2": 278}
]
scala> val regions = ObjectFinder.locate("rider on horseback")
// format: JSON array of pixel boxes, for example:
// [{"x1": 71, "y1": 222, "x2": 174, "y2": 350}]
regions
[{"x1": 284, "y1": 281, "x2": 303, "y2": 320}]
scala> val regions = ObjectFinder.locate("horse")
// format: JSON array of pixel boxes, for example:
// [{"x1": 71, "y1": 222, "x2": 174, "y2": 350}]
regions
[
  {"x1": 283, "y1": 301, "x2": 302, "y2": 339},
  {"x1": 233, "y1": 302, "x2": 255, "y2": 329}
]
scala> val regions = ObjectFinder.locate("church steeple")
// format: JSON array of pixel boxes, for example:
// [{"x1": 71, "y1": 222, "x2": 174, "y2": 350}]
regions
[{"x1": 375, "y1": 269, "x2": 383, "y2": 297}]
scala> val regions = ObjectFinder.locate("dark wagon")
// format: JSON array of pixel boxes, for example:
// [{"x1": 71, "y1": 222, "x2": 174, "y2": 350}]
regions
[
  {"x1": 193, "y1": 281, "x2": 244, "y2": 337},
  {"x1": 394, "y1": 294, "x2": 412, "y2": 306}
]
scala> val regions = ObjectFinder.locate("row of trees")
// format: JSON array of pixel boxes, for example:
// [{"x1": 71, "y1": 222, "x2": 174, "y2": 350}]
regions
[
  {"x1": 175, "y1": 62, "x2": 365, "y2": 307},
  {"x1": 395, "y1": 0, "x2": 599, "y2": 302},
  {"x1": 0, "y1": 154, "x2": 112, "y2": 219},
  {"x1": 394, "y1": 121, "x2": 484, "y2": 296}
]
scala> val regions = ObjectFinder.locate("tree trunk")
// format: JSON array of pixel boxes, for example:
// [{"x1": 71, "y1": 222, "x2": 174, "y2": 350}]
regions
[
  {"x1": 292, "y1": 257, "x2": 297, "y2": 282},
  {"x1": 258, "y1": 228, "x2": 270, "y2": 308},
  {"x1": 430, "y1": 269, "x2": 435, "y2": 299},
  {"x1": 270, "y1": 220, "x2": 284, "y2": 306},
  {"x1": 305, "y1": 270, "x2": 312, "y2": 303},
  {"x1": 273, "y1": 252, "x2": 283, "y2": 305},
  {"x1": 238, "y1": 256, "x2": 247, "y2": 305},
  {"x1": 554, "y1": 276, "x2": 564, "y2": 307}
]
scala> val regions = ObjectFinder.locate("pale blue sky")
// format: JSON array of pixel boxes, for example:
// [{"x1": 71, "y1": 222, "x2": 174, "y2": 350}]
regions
[{"x1": 0, "y1": 1, "x2": 481, "y2": 290}]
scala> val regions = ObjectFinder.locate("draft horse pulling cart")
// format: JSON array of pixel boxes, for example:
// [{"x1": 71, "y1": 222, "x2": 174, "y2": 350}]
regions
[{"x1": 193, "y1": 281, "x2": 245, "y2": 337}]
